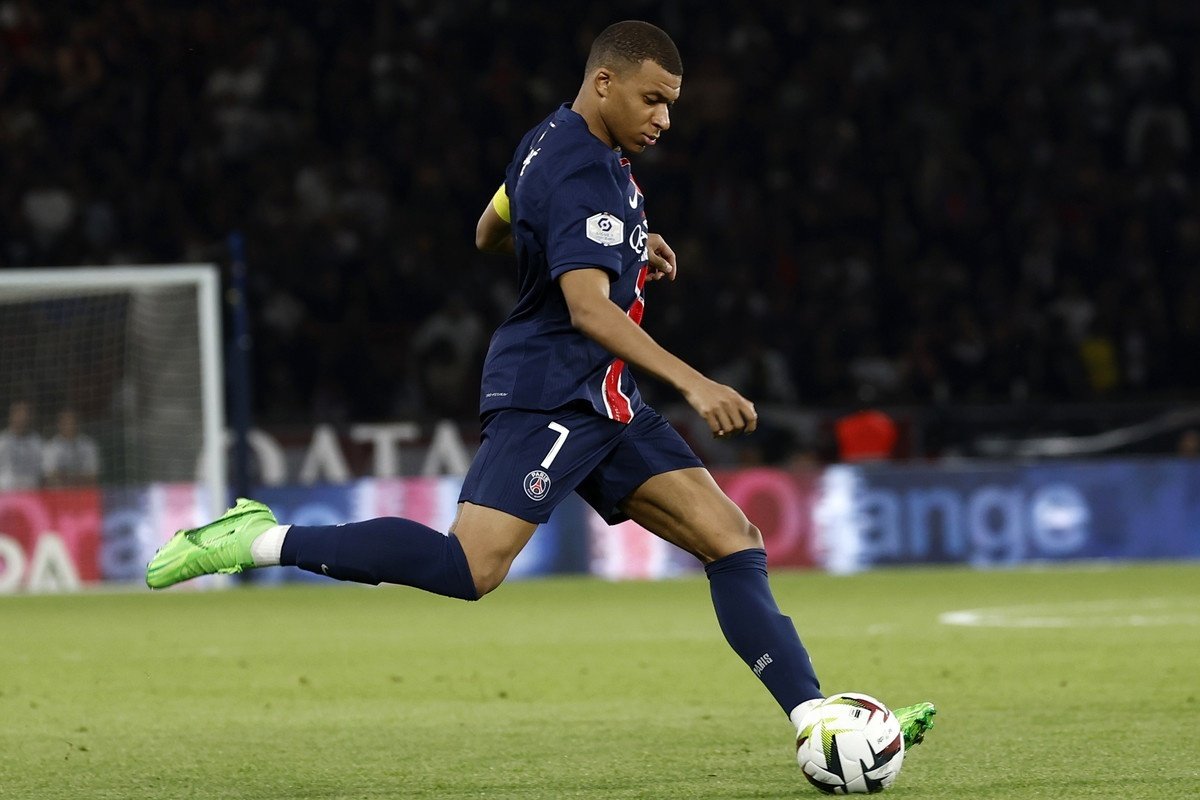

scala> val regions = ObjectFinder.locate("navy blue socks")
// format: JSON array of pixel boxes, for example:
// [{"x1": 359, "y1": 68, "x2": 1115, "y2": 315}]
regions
[
  {"x1": 280, "y1": 518, "x2": 478, "y2": 601},
  {"x1": 705, "y1": 548, "x2": 822, "y2": 714}
]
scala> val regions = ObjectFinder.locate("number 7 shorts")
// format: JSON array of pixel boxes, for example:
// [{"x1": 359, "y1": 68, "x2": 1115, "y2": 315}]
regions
[{"x1": 458, "y1": 405, "x2": 704, "y2": 524}]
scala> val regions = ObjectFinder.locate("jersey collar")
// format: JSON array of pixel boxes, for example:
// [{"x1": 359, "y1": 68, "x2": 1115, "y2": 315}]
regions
[{"x1": 556, "y1": 102, "x2": 621, "y2": 153}]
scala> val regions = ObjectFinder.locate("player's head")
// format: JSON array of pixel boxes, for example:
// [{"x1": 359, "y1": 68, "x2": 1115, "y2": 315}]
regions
[
  {"x1": 8, "y1": 400, "x2": 31, "y2": 432},
  {"x1": 585, "y1": 20, "x2": 682, "y2": 78},
  {"x1": 58, "y1": 408, "x2": 79, "y2": 437},
  {"x1": 579, "y1": 21, "x2": 682, "y2": 154}
]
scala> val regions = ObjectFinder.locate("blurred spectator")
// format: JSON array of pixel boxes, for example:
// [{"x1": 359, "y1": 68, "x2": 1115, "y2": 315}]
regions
[
  {"x1": 42, "y1": 408, "x2": 100, "y2": 487},
  {"x1": 713, "y1": 333, "x2": 798, "y2": 404},
  {"x1": 847, "y1": 342, "x2": 902, "y2": 402},
  {"x1": 410, "y1": 294, "x2": 485, "y2": 419},
  {"x1": 0, "y1": 400, "x2": 42, "y2": 490},
  {"x1": 1177, "y1": 428, "x2": 1200, "y2": 457}
]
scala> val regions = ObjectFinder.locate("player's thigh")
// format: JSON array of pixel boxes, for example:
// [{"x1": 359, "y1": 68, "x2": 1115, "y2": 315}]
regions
[
  {"x1": 449, "y1": 501, "x2": 537, "y2": 594},
  {"x1": 618, "y1": 467, "x2": 762, "y2": 563}
]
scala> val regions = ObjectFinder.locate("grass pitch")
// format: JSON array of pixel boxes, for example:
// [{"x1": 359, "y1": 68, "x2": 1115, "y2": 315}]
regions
[{"x1": 1, "y1": 562, "x2": 1197, "y2": 799}]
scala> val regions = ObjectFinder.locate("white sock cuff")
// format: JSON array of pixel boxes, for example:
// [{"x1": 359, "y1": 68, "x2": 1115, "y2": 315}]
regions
[
  {"x1": 789, "y1": 697, "x2": 824, "y2": 730},
  {"x1": 250, "y1": 524, "x2": 290, "y2": 567}
]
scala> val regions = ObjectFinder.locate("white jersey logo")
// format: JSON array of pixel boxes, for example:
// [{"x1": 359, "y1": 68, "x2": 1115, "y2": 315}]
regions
[
  {"x1": 519, "y1": 147, "x2": 541, "y2": 176},
  {"x1": 585, "y1": 212, "x2": 624, "y2": 246},
  {"x1": 519, "y1": 126, "x2": 554, "y2": 177},
  {"x1": 628, "y1": 220, "x2": 649, "y2": 259}
]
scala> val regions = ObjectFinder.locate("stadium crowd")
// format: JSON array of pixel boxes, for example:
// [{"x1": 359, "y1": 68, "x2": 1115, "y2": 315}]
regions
[{"x1": 3, "y1": 0, "x2": 1199, "y2": 428}]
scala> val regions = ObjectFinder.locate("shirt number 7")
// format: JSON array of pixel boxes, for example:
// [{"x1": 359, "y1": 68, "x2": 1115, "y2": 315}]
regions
[{"x1": 540, "y1": 422, "x2": 570, "y2": 469}]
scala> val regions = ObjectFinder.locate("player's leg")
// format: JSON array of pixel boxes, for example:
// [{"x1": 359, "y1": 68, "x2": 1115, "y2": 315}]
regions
[
  {"x1": 596, "y1": 413, "x2": 935, "y2": 747},
  {"x1": 614, "y1": 466, "x2": 759, "y2": 561},
  {"x1": 618, "y1": 467, "x2": 823, "y2": 723},
  {"x1": 145, "y1": 496, "x2": 531, "y2": 600},
  {"x1": 631, "y1": 471, "x2": 939, "y2": 747},
  {"x1": 274, "y1": 500, "x2": 535, "y2": 598},
  {"x1": 573, "y1": 407, "x2": 822, "y2": 721},
  {"x1": 147, "y1": 408, "x2": 610, "y2": 597}
]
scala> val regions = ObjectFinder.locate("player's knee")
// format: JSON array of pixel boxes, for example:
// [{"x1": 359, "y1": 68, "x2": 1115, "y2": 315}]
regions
[
  {"x1": 473, "y1": 574, "x2": 504, "y2": 598},
  {"x1": 699, "y1": 511, "x2": 763, "y2": 562},
  {"x1": 742, "y1": 520, "x2": 764, "y2": 550},
  {"x1": 469, "y1": 557, "x2": 511, "y2": 598},
  {"x1": 719, "y1": 515, "x2": 763, "y2": 554},
  {"x1": 719, "y1": 502, "x2": 762, "y2": 546}
]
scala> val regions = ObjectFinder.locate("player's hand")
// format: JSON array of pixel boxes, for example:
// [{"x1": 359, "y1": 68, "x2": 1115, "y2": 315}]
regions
[
  {"x1": 681, "y1": 376, "x2": 758, "y2": 437},
  {"x1": 646, "y1": 232, "x2": 676, "y2": 281}
]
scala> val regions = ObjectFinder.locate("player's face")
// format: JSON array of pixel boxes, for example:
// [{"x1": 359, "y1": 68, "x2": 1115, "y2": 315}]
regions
[{"x1": 601, "y1": 59, "x2": 681, "y2": 154}]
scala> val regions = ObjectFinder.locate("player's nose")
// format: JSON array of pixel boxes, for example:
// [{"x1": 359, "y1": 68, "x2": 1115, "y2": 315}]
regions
[{"x1": 652, "y1": 106, "x2": 670, "y2": 132}]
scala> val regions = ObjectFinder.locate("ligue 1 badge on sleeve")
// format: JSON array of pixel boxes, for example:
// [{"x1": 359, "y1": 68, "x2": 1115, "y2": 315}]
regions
[
  {"x1": 524, "y1": 469, "x2": 551, "y2": 501},
  {"x1": 585, "y1": 212, "x2": 624, "y2": 246}
]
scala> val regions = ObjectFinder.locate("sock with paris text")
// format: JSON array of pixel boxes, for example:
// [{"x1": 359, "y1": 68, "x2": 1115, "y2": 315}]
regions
[
  {"x1": 279, "y1": 517, "x2": 478, "y2": 601},
  {"x1": 705, "y1": 548, "x2": 822, "y2": 716}
]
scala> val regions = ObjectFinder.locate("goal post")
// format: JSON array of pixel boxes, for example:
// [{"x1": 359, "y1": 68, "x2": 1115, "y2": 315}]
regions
[{"x1": 0, "y1": 265, "x2": 226, "y2": 518}]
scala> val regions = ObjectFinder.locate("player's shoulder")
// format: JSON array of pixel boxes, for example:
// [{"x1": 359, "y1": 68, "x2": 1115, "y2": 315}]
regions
[{"x1": 525, "y1": 105, "x2": 619, "y2": 179}]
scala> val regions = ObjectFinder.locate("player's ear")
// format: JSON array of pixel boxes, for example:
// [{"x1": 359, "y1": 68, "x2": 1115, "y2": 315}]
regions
[{"x1": 592, "y1": 67, "x2": 614, "y2": 99}]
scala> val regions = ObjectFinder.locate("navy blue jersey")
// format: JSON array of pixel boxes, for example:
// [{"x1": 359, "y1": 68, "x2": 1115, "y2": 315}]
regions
[{"x1": 480, "y1": 103, "x2": 651, "y2": 423}]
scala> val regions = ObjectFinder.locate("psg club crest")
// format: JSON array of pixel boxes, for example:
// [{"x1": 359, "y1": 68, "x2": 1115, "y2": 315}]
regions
[{"x1": 524, "y1": 469, "x2": 551, "y2": 501}]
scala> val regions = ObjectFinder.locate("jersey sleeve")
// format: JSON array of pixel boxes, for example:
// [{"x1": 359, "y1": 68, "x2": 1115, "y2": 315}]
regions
[{"x1": 545, "y1": 161, "x2": 626, "y2": 281}]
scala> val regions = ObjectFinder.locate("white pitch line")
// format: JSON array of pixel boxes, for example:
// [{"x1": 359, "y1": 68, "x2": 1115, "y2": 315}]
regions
[{"x1": 938, "y1": 597, "x2": 1200, "y2": 628}]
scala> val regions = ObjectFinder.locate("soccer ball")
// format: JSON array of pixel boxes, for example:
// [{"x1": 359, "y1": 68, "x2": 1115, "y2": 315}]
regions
[{"x1": 795, "y1": 693, "x2": 905, "y2": 794}]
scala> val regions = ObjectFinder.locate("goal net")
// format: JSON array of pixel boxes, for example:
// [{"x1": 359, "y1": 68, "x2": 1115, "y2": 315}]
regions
[{"x1": 0, "y1": 266, "x2": 225, "y2": 514}]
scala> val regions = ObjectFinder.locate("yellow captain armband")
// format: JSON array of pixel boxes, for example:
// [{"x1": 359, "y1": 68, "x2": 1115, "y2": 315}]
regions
[{"x1": 490, "y1": 183, "x2": 511, "y2": 223}]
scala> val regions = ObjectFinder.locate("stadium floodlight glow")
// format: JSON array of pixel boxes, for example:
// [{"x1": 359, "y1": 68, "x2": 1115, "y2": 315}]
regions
[{"x1": 0, "y1": 265, "x2": 226, "y2": 518}]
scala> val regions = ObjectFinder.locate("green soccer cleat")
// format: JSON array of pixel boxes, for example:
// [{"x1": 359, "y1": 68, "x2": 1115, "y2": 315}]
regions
[
  {"x1": 895, "y1": 701, "x2": 937, "y2": 749},
  {"x1": 145, "y1": 498, "x2": 277, "y2": 589}
]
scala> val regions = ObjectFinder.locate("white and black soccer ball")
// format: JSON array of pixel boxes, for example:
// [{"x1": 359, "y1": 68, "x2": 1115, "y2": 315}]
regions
[{"x1": 795, "y1": 693, "x2": 905, "y2": 794}]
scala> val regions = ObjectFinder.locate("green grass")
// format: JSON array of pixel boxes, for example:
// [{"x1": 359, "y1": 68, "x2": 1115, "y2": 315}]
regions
[{"x1": 1, "y1": 562, "x2": 1198, "y2": 799}]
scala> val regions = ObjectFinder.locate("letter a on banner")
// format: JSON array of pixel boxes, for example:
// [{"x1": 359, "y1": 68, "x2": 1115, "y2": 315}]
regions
[{"x1": 27, "y1": 533, "x2": 82, "y2": 593}]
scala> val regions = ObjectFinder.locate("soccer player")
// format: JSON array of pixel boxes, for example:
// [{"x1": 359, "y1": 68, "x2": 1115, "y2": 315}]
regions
[{"x1": 147, "y1": 20, "x2": 935, "y2": 755}]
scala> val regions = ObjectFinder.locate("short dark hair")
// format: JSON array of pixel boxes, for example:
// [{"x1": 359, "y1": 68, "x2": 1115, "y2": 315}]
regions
[{"x1": 585, "y1": 20, "x2": 682, "y2": 77}]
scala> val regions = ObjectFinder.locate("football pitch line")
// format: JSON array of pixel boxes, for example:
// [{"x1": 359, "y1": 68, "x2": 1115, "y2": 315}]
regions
[{"x1": 939, "y1": 596, "x2": 1200, "y2": 628}]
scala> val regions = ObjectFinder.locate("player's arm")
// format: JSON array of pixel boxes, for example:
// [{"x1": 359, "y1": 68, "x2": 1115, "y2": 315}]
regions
[
  {"x1": 645, "y1": 232, "x2": 676, "y2": 281},
  {"x1": 559, "y1": 268, "x2": 755, "y2": 437},
  {"x1": 475, "y1": 184, "x2": 514, "y2": 254}
]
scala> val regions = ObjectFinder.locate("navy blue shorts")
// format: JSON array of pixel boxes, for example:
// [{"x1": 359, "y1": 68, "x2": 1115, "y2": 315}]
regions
[{"x1": 458, "y1": 405, "x2": 704, "y2": 524}]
